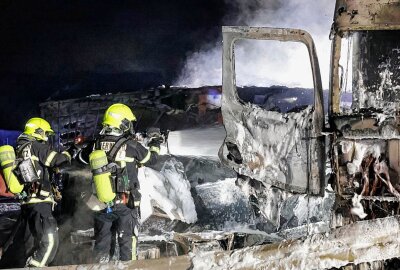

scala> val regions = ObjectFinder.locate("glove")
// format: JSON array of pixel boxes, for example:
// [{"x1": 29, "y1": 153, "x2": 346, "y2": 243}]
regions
[
  {"x1": 146, "y1": 127, "x2": 164, "y2": 149},
  {"x1": 146, "y1": 127, "x2": 162, "y2": 139},
  {"x1": 148, "y1": 137, "x2": 163, "y2": 147}
]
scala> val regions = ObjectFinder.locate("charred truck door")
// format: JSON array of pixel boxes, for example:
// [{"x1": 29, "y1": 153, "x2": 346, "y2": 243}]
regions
[{"x1": 219, "y1": 27, "x2": 325, "y2": 197}]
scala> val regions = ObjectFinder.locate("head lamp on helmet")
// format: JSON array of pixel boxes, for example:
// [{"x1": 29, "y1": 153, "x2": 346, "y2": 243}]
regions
[
  {"x1": 24, "y1": 117, "x2": 54, "y2": 141},
  {"x1": 102, "y1": 104, "x2": 136, "y2": 133}
]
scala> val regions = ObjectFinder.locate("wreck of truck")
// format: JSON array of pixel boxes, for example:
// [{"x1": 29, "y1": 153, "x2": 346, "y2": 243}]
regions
[
  {"x1": 32, "y1": 1, "x2": 400, "y2": 268},
  {"x1": 217, "y1": 0, "x2": 400, "y2": 268}
]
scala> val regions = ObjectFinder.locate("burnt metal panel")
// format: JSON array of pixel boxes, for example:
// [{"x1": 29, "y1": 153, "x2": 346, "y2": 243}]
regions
[
  {"x1": 334, "y1": 0, "x2": 400, "y2": 31},
  {"x1": 219, "y1": 26, "x2": 325, "y2": 195},
  {"x1": 330, "y1": 34, "x2": 342, "y2": 115}
]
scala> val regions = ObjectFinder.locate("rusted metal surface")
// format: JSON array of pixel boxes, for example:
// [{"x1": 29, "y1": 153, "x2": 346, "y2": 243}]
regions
[
  {"x1": 220, "y1": 26, "x2": 325, "y2": 195},
  {"x1": 333, "y1": 115, "x2": 400, "y2": 139},
  {"x1": 329, "y1": 0, "x2": 400, "y2": 114},
  {"x1": 42, "y1": 256, "x2": 191, "y2": 270},
  {"x1": 330, "y1": 34, "x2": 342, "y2": 114},
  {"x1": 334, "y1": 0, "x2": 400, "y2": 31}
]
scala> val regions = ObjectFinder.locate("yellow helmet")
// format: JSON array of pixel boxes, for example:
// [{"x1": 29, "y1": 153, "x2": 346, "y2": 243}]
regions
[
  {"x1": 102, "y1": 103, "x2": 136, "y2": 131},
  {"x1": 24, "y1": 117, "x2": 54, "y2": 141}
]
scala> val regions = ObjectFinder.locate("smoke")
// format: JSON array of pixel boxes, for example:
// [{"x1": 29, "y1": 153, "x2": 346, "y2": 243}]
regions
[{"x1": 175, "y1": 0, "x2": 335, "y2": 89}]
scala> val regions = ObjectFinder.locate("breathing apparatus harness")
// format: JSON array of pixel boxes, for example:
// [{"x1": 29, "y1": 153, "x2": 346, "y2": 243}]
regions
[
  {"x1": 14, "y1": 142, "x2": 39, "y2": 183},
  {"x1": 91, "y1": 135, "x2": 135, "y2": 212},
  {"x1": 14, "y1": 141, "x2": 53, "y2": 201}
]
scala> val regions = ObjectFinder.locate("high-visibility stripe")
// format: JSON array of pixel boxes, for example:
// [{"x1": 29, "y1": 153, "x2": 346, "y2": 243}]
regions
[
  {"x1": 31, "y1": 155, "x2": 39, "y2": 172},
  {"x1": 124, "y1": 157, "x2": 135, "y2": 163},
  {"x1": 45, "y1": 151, "x2": 57, "y2": 166},
  {"x1": 39, "y1": 190, "x2": 50, "y2": 197},
  {"x1": 132, "y1": 236, "x2": 137, "y2": 260},
  {"x1": 22, "y1": 197, "x2": 53, "y2": 204},
  {"x1": 1, "y1": 161, "x2": 14, "y2": 169},
  {"x1": 90, "y1": 157, "x2": 108, "y2": 170},
  {"x1": 120, "y1": 161, "x2": 126, "y2": 168},
  {"x1": 29, "y1": 258, "x2": 41, "y2": 267},
  {"x1": 61, "y1": 151, "x2": 71, "y2": 161},
  {"x1": 149, "y1": 146, "x2": 160, "y2": 155},
  {"x1": 0, "y1": 150, "x2": 15, "y2": 161},
  {"x1": 139, "y1": 151, "x2": 151, "y2": 164},
  {"x1": 40, "y1": 233, "x2": 55, "y2": 267}
]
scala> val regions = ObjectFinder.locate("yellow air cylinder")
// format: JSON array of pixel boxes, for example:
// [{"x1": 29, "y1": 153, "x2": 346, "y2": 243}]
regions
[
  {"x1": 0, "y1": 145, "x2": 24, "y2": 194},
  {"x1": 89, "y1": 150, "x2": 116, "y2": 203}
]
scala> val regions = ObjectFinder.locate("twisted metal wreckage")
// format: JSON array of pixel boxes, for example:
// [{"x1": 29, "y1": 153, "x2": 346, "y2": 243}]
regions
[
  {"x1": 38, "y1": 0, "x2": 400, "y2": 269},
  {"x1": 217, "y1": 0, "x2": 400, "y2": 268}
]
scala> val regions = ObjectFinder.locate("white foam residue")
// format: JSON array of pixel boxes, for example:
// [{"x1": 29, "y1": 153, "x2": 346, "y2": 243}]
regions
[
  {"x1": 356, "y1": 54, "x2": 400, "y2": 111},
  {"x1": 293, "y1": 190, "x2": 334, "y2": 226},
  {"x1": 376, "y1": 113, "x2": 389, "y2": 125},
  {"x1": 226, "y1": 104, "x2": 313, "y2": 189},
  {"x1": 138, "y1": 158, "x2": 197, "y2": 224},
  {"x1": 235, "y1": 122, "x2": 246, "y2": 149},
  {"x1": 340, "y1": 140, "x2": 354, "y2": 154},
  {"x1": 191, "y1": 216, "x2": 400, "y2": 269},
  {"x1": 378, "y1": 59, "x2": 393, "y2": 102},
  {"x1": 346, "y1": 140, "x2": 386, "y2": 175},
  {"x1": 191, "y1": 247, "x2": 263, "y2": 270},
  {"x1": 350, "y1": 194, "x2": 367, "y2": 219},
  {"x1": 198, "y1": 178, "x2": 239, "y2": 205},
  {"x1": 293, "y1": 196, "x2": 312, "y2": 225},
  {"x1": 138, "y1": 234, "x2": 168, "y2": 242}
]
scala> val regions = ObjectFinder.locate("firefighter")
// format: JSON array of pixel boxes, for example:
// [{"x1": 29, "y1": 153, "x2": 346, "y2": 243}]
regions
[
  {"x1": 15, "y1": 117, "x2": 71, "y2": 267},
  {"x1": 90, "y1": 103, "x2": 161, "y2": 262}
]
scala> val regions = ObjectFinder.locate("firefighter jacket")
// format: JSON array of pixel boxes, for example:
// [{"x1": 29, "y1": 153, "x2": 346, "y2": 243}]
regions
[
  {"x1": 15, "y1": 134, "x2": 70, "y2": 204},
  {"x1": 93, "y1": 135, "x2": 159, "y2": 204}
]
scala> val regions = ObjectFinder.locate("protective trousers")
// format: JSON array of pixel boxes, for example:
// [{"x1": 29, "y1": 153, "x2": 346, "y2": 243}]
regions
[
  {"x1": 94, "y1": 204, "x2": 138, "y2": 262},
  {"x1": 0, "y1": 210, "x2": 20, "y2": 247},
  {"x1": 0, "y1": 209, "x2": 22, "y2": 268},
  {"x1": 22, "y1": 202, "x2": 59, "y2": 267}
]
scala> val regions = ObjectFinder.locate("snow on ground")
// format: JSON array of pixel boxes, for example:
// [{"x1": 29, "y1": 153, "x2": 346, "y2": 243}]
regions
[{"x1": 138, "y1": 158, "x2": 198, "y2": 224}]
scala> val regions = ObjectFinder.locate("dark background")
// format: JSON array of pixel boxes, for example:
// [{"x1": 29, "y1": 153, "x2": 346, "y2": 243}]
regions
[{"x1": 0, "y1": 0, "x2": 237, "y2": 130}]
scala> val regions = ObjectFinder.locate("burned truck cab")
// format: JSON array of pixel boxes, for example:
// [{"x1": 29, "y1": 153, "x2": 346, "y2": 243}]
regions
[
  {"x1": 219, "y1": 0, "x2": 400, "y2": 234},
  {"x1": 330, "y1": 0, "x2": 400, "y2": 223}
]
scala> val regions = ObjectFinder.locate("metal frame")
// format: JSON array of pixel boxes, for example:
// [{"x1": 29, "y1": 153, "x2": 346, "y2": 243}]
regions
[
  {"x1": 222, "y1": 26, "x2": 325, "y2": 134},
  {"x1": 220, "y1": 26, "x2": 325, "y2": 195}
]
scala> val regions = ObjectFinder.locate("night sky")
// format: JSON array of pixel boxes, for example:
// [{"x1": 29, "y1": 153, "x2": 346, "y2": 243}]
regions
[{"x1": 0, "y1": 0, "x2": 230, "y2": 130}]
